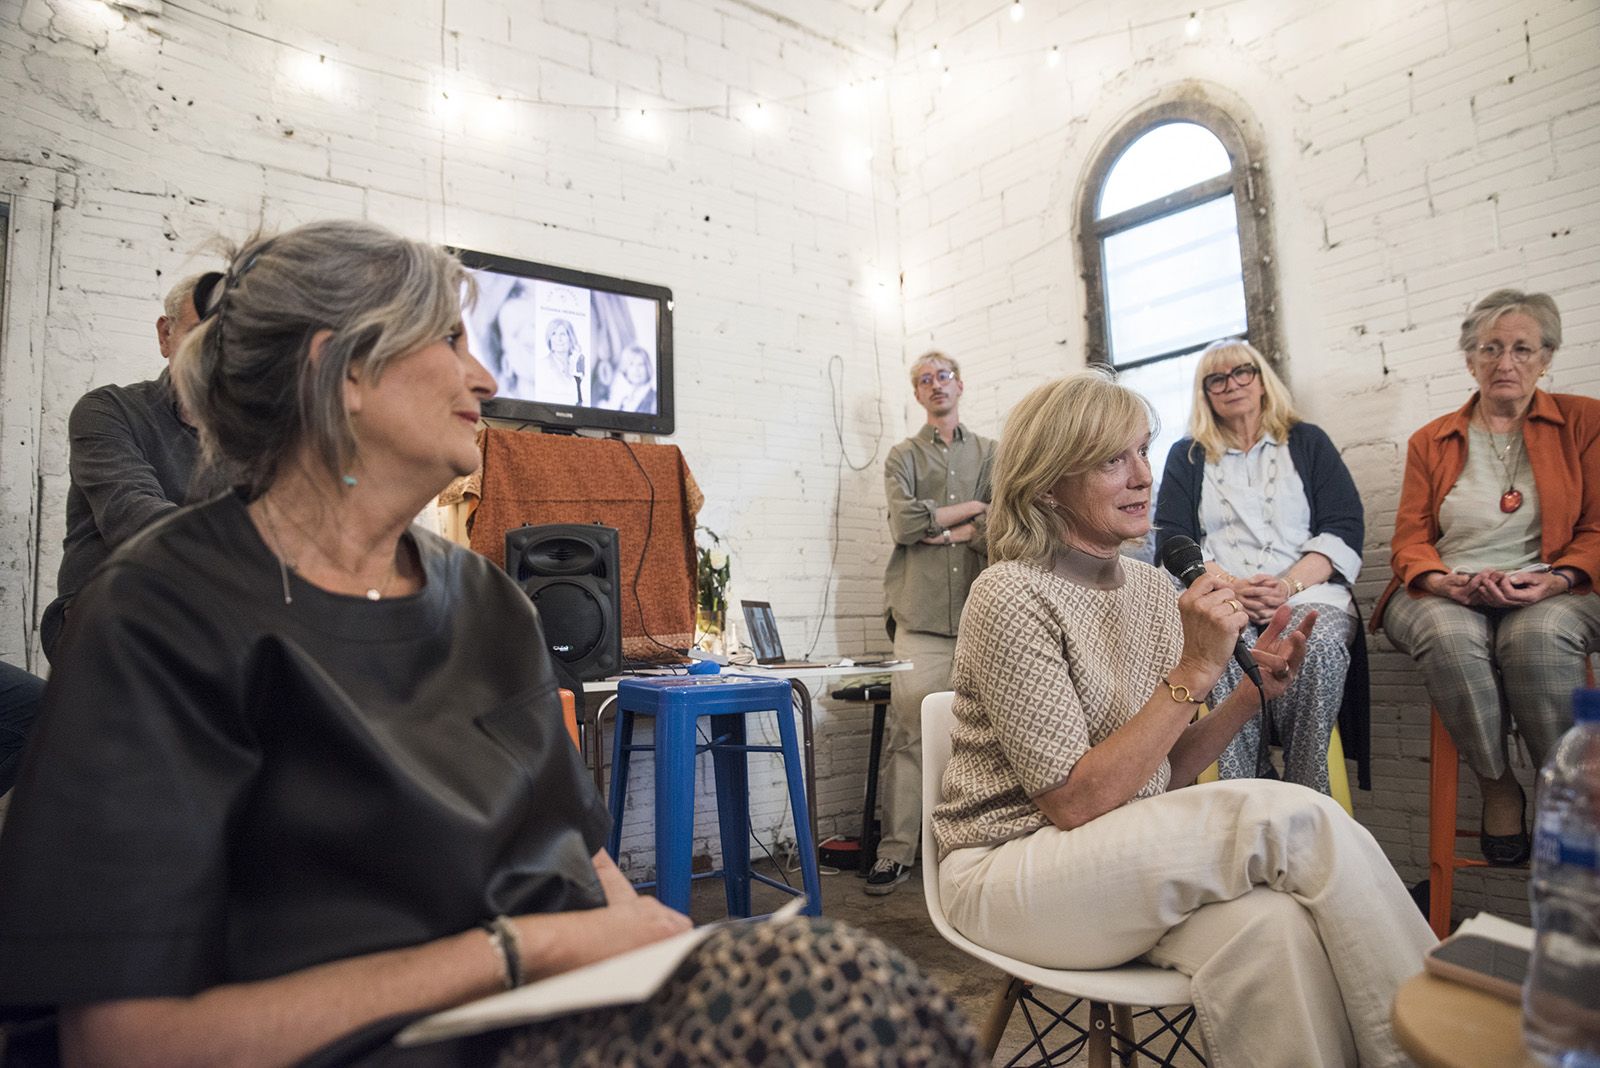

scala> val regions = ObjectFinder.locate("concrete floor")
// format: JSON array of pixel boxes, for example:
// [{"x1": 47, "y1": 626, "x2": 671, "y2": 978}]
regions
[{"x1": 687, "y1": 858, "x2": 1207, "y2": 1066}]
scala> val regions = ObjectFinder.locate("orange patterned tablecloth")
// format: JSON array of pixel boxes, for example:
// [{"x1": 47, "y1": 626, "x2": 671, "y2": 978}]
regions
[{"x1": 454, "y1": 428, "x2": 702, "y2": 659}]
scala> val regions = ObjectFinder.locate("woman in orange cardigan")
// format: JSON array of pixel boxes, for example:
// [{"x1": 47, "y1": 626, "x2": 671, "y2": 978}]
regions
[{"x1": 1375, "y1": 289, "x2": 1600, "y2": 865}]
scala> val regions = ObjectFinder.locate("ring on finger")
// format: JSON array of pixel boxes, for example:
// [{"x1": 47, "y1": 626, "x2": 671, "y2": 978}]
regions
[
  {"x1": 1224, "y1": 598, "x2": 1242, "y2": 614},
  {"x1": 1272, "y1": 667, "x2": 1290, "y2": 681}
]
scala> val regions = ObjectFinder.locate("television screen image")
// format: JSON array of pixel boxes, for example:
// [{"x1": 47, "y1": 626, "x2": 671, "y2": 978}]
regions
[{"x1": 453, "y1": 248, "x2": 673, "y2": 436}]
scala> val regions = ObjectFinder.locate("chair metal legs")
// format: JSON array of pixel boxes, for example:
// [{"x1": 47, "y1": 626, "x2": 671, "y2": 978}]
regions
[{"x1": 981, "y1": 977, "x2": 1206, "y2": 1067}]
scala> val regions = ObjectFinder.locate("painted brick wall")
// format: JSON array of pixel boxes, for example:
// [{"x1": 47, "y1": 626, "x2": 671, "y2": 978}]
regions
[
  {"x1": 889, "y1": 0, "x2": 1599, "y2": 923},
  {"x1": 5, "y1": 0, "x2": 1597, "y2": 912},
  {"x1": 0, "y1": 0, "x2": 911, "y2": 879}
]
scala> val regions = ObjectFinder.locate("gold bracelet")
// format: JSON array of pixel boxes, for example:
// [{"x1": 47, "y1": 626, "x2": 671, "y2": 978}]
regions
[
  {"x1": 1284, "y1": 577, "x2": 1305, "y2": 595},
  {"x1": 1161, "y1": 677, "x2": 1207, "y2": 705}
]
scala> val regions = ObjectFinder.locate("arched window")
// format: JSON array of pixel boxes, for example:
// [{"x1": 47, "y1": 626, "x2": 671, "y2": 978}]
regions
[{"x1": 1079, "y1": 98, "x2": 1279, "y2": 480}]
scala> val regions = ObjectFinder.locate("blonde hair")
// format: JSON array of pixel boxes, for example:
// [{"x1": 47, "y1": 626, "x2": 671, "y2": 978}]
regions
[
  {"x1": 172, "y1": 220, "x2": 472, "y2": 498},
  {"x1": 909, "y1": 350, "x2": 960, "y2": 388},
  {"x1": 1185, "y1": 339, "x2": 1299, "y2": 463},
  {"x1": 987, "y1": 367, "x2": 1156, "y2": 565}
]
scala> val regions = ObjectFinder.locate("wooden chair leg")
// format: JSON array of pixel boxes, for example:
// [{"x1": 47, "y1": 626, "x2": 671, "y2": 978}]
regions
[
  {"x1": 980, "y1": 976, "x2": 1025, "y2": 1057},
  {"x1": 1113, "y1": 1004, "x2": 1137, "y2": 1065},
  {"x1": 1087, "y1": 1000, "x2": 1113, "y2": 1068}
]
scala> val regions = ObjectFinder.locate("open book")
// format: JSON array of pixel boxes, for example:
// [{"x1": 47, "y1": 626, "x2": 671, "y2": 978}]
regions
[{"x1": 396, "y1": 896, "x2": 807, "y2": 1047}]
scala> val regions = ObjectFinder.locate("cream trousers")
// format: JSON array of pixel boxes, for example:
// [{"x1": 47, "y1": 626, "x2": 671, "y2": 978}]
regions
[
  {"x1": 940, "y1": 779, "x2": 1436, "y2": 1068},
  {"x1": 877, "y1": 628, "x2": 956, "y2": 867}
]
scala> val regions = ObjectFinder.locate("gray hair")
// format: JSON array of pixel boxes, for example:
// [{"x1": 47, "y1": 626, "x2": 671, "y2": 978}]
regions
[
  {"x1": 1459, "y1": 289, "x2": 1562, "y2": 354},
  {"x1": 171, "y1": 220, "x2": 472, "y2": 498},
  {"x1": 162, "y1": 273, "x2": 208, "y2": 320}
]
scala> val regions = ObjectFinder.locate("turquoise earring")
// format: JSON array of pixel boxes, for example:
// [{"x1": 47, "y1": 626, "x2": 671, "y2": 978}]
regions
[{"x1": 342, "y1": 474, "x2": 358, "y2": 487}]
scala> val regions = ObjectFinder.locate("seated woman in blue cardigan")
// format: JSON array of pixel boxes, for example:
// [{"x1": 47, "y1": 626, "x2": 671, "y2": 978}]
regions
[{"x1": 1154, "y1": 339, "x2": 1365, "y2": 795}]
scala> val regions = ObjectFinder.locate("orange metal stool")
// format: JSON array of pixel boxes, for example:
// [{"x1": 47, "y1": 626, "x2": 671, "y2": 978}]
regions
[
  {"x1": 1427, "y1": 662, "x2": 1594, "y2": 938},
  {"x1": 1425, "y1": 710, "x2": 1491, "y2": 939}
]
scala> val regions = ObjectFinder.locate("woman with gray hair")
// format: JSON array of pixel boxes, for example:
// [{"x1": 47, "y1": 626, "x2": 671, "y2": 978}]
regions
[
  {"x1": 933, "y1": 368, "x2": 1434, "y2": 1067},
  {"x1": 0, "y1": 220, "x2": 979, "y2": 1066},
  {"x1": 1155, "y1": 339, "x2": 1366, "y2": 797},
  {"x1": 1375, "y1": 289, "x2": 1600, "y2": 866}
]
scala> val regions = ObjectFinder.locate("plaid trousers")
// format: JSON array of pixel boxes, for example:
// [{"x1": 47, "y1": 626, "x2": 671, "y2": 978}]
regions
[{"x1": 1383, "y1": 589, "x2": 1600, "y2": 779}]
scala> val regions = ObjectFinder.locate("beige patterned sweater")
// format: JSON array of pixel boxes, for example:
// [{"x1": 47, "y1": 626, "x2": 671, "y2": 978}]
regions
[{"x1": 932, "y1": 556, "x2": 1186, "y2": 859}]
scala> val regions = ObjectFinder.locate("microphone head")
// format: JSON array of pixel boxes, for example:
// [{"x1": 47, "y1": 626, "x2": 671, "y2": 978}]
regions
[{"x1": 1160, "y1": 535, "x2": 1206, "y2": 584}]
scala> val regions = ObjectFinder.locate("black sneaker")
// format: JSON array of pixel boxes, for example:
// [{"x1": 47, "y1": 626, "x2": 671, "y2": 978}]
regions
[{"x1": 863, "y1": 858, "x2": 910, "y2": 896}]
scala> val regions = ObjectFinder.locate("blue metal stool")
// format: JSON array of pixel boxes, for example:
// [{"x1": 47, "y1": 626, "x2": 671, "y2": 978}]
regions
[{"x1": 606, "y1": 675, "x2": 822, "y2": 917}]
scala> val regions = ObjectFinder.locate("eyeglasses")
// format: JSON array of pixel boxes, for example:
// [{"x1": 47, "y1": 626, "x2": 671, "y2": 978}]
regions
[
  {"x1": 1471, "y1": 341, "x2": 1547, "y2": 365},
  {"x1": 915, "y1": 368, "x2": 958, "y2": 389},
  {"x1": 1201, "y1": 364, "x2": 1259, "y2": 394}
]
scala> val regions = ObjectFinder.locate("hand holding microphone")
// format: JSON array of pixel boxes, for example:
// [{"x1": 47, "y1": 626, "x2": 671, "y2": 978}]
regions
[
  {"x1": 1161, "y1": 535, "x2": 1316, "y2": 698},
  {"x1": 1161, "y1": 535, "x2": 1264, "y2": 690}
]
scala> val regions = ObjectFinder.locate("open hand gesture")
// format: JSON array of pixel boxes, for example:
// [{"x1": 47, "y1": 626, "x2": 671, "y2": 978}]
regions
[{"x1": 1248, "y1": 605, "x2": 1317, "y2": 701}]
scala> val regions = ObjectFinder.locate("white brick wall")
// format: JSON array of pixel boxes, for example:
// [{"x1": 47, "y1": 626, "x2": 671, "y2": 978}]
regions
[
  {"x1": 0, "y1": 0, "x2": 901, "y2": 879},
  {"x1": 890, "y1": 0, "x2": 1599, "y2": 923},
  {"x1": 3, "y1": 0, "x2": 1596, "y2": 914}
]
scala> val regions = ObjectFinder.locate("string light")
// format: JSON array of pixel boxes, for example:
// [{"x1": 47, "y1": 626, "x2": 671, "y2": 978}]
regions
[
  {"x1": 433, "y1": 86, "x2": 462, "y2": 120},
  {"x1": 288, "y1": 52, "x2": 340, "y2": 96},
  {"x1": 743, "y1": 100, "x2": 770, "y2": 130},
  {"x1": 941, "y1": 67, "x2": 952, "y2": 87},
  {"x1": 1046, "y1": 44, "x2": 1061, "y2": 67},
  {"x1": 476, "y1": 94, "x2": 514, "y2": 137},
  {"x1": 1009, "y1": 0, "x2": 1025, "y2": 22},
  {"x1": 928, "y1": 43, "x2": 942, "y2": 67},
  {"x1": 1185, "y1": 11, "x2": 1202, "y2": 38}
]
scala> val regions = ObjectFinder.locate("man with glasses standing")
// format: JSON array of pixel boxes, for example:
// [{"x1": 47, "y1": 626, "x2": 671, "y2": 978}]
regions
[{"x1": 869, "y1": 351, "x2": 995, "y2": 895}]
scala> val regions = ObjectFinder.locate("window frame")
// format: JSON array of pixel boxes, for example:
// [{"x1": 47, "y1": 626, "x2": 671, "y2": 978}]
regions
[{"x1": 1079, "y1": 97, "x2": 1281, "y2": 371}]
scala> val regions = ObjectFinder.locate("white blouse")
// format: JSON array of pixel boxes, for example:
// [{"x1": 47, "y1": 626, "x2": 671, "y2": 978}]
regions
[{"x1": 1198, "y1": 435, "x2": 1361, "y2": 616}]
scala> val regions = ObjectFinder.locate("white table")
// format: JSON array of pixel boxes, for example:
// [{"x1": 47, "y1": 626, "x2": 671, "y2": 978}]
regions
[{"x1": 581, "y1": 662, "x2": 912, "y2": 861}]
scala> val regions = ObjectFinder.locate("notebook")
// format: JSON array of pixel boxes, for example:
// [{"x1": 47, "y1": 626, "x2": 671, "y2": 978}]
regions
[{"x1": 739, "y1": 600, "x2": 830, "y2": 669}]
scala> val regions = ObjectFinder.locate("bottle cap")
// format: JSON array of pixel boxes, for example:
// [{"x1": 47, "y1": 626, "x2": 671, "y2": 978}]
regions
[{"x1": 1574, "y1": 688, "x2": 1600, "y2": 724}]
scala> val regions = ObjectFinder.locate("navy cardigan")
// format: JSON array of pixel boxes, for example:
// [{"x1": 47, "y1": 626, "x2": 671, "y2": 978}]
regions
[{"x1": 1154, "y1": 422, "x2": 1372, "y2": 790}]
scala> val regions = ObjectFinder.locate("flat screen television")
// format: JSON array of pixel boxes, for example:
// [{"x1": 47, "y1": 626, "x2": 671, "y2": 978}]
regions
[{"x1": 452, "y1": 247, "x2": 674, "y2": 436}]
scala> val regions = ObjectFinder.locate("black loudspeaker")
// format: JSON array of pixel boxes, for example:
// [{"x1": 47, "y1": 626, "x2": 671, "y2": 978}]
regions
[{"x1": 505, "y1": 524, "x2": 622, "y2": 681}]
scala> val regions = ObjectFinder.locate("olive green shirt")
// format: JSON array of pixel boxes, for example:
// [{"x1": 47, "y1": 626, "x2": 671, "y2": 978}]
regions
[{"x1": 883, "y1": 423, "x2": 996, "y2": 638}]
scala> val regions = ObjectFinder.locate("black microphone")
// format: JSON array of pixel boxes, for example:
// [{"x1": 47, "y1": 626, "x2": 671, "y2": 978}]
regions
[{"x1": 1160, "y1": 534, "x2": 1264, "y2": 689}]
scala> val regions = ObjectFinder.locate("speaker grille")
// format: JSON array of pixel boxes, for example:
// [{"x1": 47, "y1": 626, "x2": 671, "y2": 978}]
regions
[{"x1": 529, "y1": 580, "x2": 607, "y2": 662}]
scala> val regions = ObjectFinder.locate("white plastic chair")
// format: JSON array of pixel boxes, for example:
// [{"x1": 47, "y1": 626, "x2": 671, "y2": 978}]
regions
[{"x1": 920, "y1": 692, "x2": 1208, "y2": 1067}]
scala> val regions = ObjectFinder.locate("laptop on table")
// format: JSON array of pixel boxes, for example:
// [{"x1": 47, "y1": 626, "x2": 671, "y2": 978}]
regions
[{"x1": 738, "y1": 601, "x2": 831, "y2": 669}]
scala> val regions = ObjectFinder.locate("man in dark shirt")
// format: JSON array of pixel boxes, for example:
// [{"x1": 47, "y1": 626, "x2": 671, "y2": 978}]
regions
[
  {"x1": 868, "y1": 351, "x2": 994, "y2": 895},
  {"x1": 40, "y1": 275, "x2": 207, "y2": 660}
]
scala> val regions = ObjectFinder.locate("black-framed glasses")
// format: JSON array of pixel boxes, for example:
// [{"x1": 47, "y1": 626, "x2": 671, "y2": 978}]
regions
[
  {"x1": 1202, "y1": 364, "x2": 1259, "y2": 394},
  {"x1": 915, "y1": 368, "x2": 958, "y2": 389}
]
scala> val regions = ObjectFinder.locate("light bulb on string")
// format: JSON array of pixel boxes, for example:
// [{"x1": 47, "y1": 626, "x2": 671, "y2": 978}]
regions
[
  {"x1": 744, "y1": 100, "x2": 770, "y2": 130},
  {"x1": 928, "y1": 43, "x2": 942, "y2": 67},
  {"x1": 625, "y1": 107, "x2": 658, "y2": 141},
  {"x1": 1046, "y1": 44, "x2": 1061, "y2": 67},
  {"x1": 1010, "y1": 0, "x2": 1024, "y2": 22},
  {"x1": 1185, "y1": 11, "x2": 1202, "y2": 38},
  {"x1": 941, "y1": 66, "x2": 952, "y2": 87}
]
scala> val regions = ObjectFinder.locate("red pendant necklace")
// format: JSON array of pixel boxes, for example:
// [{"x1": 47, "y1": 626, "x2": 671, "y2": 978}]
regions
[{"x1": 1481, "y1": 415, "x2": 1524, "y2": 514}]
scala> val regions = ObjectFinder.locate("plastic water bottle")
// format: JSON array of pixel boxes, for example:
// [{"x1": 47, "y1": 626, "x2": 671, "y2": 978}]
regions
[{"x1": 1523, "y1": 688, "x2": 1600, "y2": 1067}]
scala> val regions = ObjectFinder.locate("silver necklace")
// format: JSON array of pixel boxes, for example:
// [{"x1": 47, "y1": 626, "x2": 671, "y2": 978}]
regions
[
  {"x1": 258, "y1": 499, "x2": 397, "y2": 604},
  {"x1": 1207, "y1": 444, "x2": 1279, "y2": 575}
]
